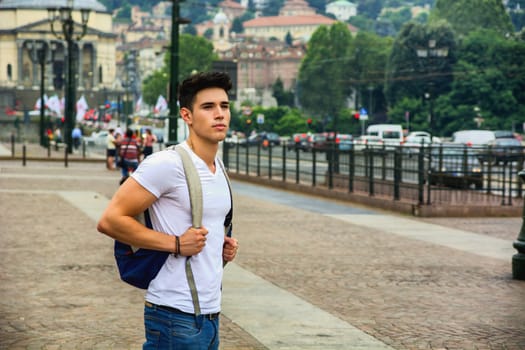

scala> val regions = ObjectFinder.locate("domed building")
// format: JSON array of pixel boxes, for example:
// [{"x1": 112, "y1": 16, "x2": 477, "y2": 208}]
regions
[{"x1": 0, "y1": 0, "x2": 116, "y2": 128}]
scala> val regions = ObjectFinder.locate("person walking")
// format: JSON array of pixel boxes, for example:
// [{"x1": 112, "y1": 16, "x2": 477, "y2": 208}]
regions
[
  {"x1": 97, "y1": 71, "x2": 238, "y2": 350},
  {"x1": 106, "y1": 128, "x2": 117, "y2": 170},
  {"x1": 118, "y1": 128, "x2": 141, "y2": 184},
  {"x1": 72, "y1": 125, "x2": 82, "y2": 151},
  {"x1": 142, "y1": 128, "x2": 157, "y2": 159}
]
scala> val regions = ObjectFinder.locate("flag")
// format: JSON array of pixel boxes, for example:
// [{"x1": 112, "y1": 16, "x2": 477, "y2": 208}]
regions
[
  {"x1": 76, "y1": 95, "x2": 89, "y2": 121},
  {"x1": 47, "y1": 95, "x2": 62, "y2": 116},
  {"x1": 35, "y1": 94, "x2": 49, "y2": 110},
  {"x1": 135, "y1": 95, "x2": 143, "y2": 112},
  {"x1": 154, "y1": 95, "x2": 168, "y2": 114}
]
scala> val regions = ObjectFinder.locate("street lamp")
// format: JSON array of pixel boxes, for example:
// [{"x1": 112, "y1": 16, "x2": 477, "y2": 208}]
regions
[
  {"x1": 27, "y1": 40, "x2": 54, "y2": 147},
  {"x1": 167, "y1": 0, "x2": 191, "y2": 145},
  {"x1": 48, "y1": 0, "x2": 90, "y2": 153},
  {"x1": 416, "y1": 40, "x2": 449, "y2": 140}
]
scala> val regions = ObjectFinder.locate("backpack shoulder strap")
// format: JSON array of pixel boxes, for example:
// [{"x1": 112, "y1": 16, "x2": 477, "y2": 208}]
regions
[
  {"x1": 173, "y1": 144, "x2": 203, "y2": 315},
  {"x1": 174, "y1": 145, "x2": 203, "y2": 228}
]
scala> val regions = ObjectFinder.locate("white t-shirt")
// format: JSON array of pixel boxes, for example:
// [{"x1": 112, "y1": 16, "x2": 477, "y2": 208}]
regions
[{"x1": 131, "y1": 142, "x2": 231, "y2": 314}]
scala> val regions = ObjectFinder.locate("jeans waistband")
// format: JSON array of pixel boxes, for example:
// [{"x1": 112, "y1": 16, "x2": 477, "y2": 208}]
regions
[{"x1": 145, "y1": 301, "x2": 220, "y2": 320}]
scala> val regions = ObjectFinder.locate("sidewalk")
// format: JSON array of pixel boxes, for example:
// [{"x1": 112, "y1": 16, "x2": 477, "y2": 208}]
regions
[{"x1": 1, "y1": 154, "x2": 525, "y2": 349}]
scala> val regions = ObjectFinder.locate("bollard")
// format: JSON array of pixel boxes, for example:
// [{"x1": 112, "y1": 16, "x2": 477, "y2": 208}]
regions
[
  {"x1": 22, "y1": 143, "x2": 26, "y2": 166},
  {"x1": 64, "y1": 145, "x2": 69, "y2": 168},
  {"x1": 513, "y1": 170, "x2": 525, "y2": 280},
  {"x1": 11, "y1": 133, "x2": 15, "y2": 158}
]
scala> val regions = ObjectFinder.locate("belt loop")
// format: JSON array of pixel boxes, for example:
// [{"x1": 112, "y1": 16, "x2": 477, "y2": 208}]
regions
[{"x1": 195, "y1": 314, "x2": 203, "y2": 330}]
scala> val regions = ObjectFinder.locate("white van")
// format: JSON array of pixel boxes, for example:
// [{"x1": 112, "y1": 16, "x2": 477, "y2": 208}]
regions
[
  {"x1": 366, "y1": 124, "x2": 404, "y2": 147},
  {"x1": 451, "y1": 130, "x2": 495, "y2": 146}
]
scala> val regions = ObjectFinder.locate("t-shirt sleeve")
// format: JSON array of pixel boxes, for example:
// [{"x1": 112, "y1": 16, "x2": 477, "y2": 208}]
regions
[{"x1": 131, "y1": 151, "x2": 181, "y2": 198}]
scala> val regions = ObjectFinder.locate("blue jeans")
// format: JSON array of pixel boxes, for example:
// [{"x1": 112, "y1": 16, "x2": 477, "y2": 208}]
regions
[
  {"x1": 121, "y1": 159, "x2": 138, "y2": 178},
  {"x1": 143, "y1": 303, "x2": 220, "y2": 350}
]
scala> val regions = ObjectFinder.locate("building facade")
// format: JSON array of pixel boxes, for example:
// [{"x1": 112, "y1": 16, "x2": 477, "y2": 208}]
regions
[{"x1": 0, "y1": 0, "x2": 116, "y2": 117}]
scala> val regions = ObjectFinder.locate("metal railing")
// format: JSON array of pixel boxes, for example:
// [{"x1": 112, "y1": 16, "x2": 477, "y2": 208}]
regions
[{"x1": 222, "y1": 141, "x2": 525, "y2": 207}]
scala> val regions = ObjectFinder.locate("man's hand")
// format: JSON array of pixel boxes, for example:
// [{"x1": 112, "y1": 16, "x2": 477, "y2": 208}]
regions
[
  {"x1": 223, "y1": 236, "x2": 238, "y2": 262},
  {"x1": 179, "y1": 227, "x2": 208, "y2": 256}
]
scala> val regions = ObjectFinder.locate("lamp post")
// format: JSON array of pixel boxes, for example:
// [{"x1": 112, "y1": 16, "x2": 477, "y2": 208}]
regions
[
  {"x1": 48, "y1": 0, "x2": 90, "y2": 154},
  {"x1": 121, "y1": 51, "x2": 137, "y2": 128},
  {"x1": 416, "y1": 40, "x2": 448, "y2": 141},
  {"x1": 27, "y1": 40, "x2": 54, "y2": 147},
  {"x1": 167, "y1": 0, "x2": 191, "y2": 145}
]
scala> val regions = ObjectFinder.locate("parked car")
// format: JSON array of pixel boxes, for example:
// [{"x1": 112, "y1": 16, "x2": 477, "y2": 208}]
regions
[
  {"x1": 333, "y1": 133, "x2": 353, "y2": 151},
  {"x1": 428, "y1": 144, "x2": 483, "y2": 190},
  {"x1": 403, "y1": 131, "x2": 432, "y2": 155},
  {"x1": 366, "y1": 124, "x2": 404, "y2": 148},
  {"x1": 310, "y1": 132, "x2": 352, "y2": 151},
  {"x1": 353, "y1": 135, "x2": 383, "y2": 151},
  {"x1": 477, "y1": 138, "x2": 524, "y2": 165},
  {"x1": 84, "y1": 130, "x2": 108, "y2": 147},
  {"x1": 405, "y1": 131, "x2": 432, "y2": 145},
  {"x1": 246, "y1": 132, "x2": 281, "y2": 147},
  {"x1": 288, "y1": 133, "x2": 311, "y2": 151},
  {"x1": 493, "y1": 130, "x2": 515, "y2": 139},
  {"x1": 451, "y1": 130, "x2": 495, "y2": 146}
]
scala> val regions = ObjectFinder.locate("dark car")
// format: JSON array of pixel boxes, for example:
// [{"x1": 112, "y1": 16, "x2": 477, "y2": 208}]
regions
[
  {"x1": 246, "y1": 132, "x2": 281, "y2": 147},
  {"x1": 428, "y1": 144, "x2": 483, "y2": 190},
  {"x1": 477, "y1": 138, "x2": 523, "y2": 165},
  {"x1": 288, "y1": 133, "x2": 311, "y2": 151},
  {"x1": 310, "y1": 132, "x2": 353, "y2": 152}
]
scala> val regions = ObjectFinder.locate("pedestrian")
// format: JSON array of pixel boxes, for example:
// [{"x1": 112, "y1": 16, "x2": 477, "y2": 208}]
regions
[
  {"x1": 118, "y1": 128, "x2": 141, "y2": 184},
  {"x1": 106, "y1": 128, "x2": 117, "y2": 170},
  {"x1": 142, "y1": 128, "x2": 157, "y2": 159},
  {"x1": 54, "y1": 127, "x2": 62, "y2": 151},
  {"x1": 97, "y1": 71, "x2": 238, "y2": 350},
  {"x1": 72, "y1": 125, "x2": 82, "y2": 150}
]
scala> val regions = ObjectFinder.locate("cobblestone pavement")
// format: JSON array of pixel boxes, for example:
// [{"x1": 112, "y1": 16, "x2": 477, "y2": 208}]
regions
[{"x1": 1, "y1": 145, "x2": 525, "y2": 349}]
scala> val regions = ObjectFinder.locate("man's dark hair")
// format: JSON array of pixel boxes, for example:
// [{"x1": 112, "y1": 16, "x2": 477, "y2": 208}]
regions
[{"x1": 178, "y1": 71, "x2": 232, "y2": 111}]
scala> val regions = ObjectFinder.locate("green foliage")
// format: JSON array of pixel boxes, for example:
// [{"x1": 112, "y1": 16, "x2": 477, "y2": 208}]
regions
[
  {"x1": 381, "y1": 8, "x2": 413, "y2": 34},
  {"x1": 432, "y1": 0, "x2": 514, "y2": 36},
  {"x1": 142, "y1": 70, "x2": 168, "y2": 106},
  {"x1": 274, "y1": 109, "x2": 309, "y2": 135},
  {"x1": 141, "y1": 35, "x2": 216, "y2": 106},
  {"x1": 388, "y1": 97, "x2": 427, "y2": 132},
  {"x1": 298, "y1": 23, "x2": 353, "y2": 130},
  {"x1": 272, "y1": 78, "x2": 294, "y2": 107},
  {"x1": 385, "y1": 21, "x2": 457, "y2": 108}
]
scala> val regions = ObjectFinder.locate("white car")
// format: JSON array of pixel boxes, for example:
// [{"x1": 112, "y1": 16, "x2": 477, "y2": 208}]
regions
[
  {"x1": 405, "y1": 131, "x2": 432, "y2": 145},
  {"x1": 84, "y1": 131, "x2": 109, "y2": 147}
]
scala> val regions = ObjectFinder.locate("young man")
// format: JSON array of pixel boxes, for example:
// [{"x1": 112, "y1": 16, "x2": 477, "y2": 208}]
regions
[{"x1": 97, "y1": 71, "x2": 238, "y2": 350}]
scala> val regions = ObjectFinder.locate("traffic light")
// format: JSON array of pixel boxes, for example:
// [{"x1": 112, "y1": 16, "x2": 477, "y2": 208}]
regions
[
  {"x1": 354, "y1": 112, "x2": 360, "y2": 120},
  {"x1": 307, "y1": 118, "x2": 312, "y2": 129}
]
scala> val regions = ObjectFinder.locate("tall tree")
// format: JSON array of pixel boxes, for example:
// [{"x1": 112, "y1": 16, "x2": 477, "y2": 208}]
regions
[
  {"x1": 297, "y1": 22, "x2": 353, "y2": 130},
  {"x1": 385, "y1": 21, "x2": 457, "y2": 108},
  {"x1": 142, "y1": 34, "x2": 217, "y2": 106},
  {"x1": 347, "y1": 31, "x2": 392, "y2": 122},
  {"x1": 431, "y1": 0, "x2": 514, "y2": 36}
]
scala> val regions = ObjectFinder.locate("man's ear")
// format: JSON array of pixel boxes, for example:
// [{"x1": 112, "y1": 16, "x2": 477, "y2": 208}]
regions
[{"x1": 180, "y1": 107, "x2": 192, "y2": 125}]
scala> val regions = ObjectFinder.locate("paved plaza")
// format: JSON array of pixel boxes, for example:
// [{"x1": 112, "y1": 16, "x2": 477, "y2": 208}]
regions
[{"x1": 1, "y1": 143, "x2": 525, "y2": 349}]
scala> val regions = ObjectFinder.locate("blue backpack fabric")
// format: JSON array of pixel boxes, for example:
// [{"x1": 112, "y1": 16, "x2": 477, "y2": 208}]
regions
[
  {"x1": 113, "y1": 145, "x2": 232, "y2": 290},
  {"x1": 114, "y1": 209, "x2": 170, "y2": 289}
]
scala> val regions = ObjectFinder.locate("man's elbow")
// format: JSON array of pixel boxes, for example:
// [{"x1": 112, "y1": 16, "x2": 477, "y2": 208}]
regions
[{"x1": 96, "y1": 217, "x2": 110, "y2": 236}]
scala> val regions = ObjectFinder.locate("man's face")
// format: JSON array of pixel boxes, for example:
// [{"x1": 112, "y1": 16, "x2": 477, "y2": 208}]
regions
[{"x1": 181, "y1": 87, "x2": 230, "y2": 143}]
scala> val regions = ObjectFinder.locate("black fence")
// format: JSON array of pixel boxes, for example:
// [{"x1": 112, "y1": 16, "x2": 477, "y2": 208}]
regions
[{"x1": 222, "y1": 141, "x2": 525, "y2": 207}]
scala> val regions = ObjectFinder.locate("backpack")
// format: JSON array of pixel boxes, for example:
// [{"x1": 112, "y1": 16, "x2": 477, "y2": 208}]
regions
[{"x1": 114, "y1": 144, "x2": 232, "y2": 290}]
